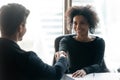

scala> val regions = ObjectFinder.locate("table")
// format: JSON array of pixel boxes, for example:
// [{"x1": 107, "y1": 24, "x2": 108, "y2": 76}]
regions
[{"x1": 61, "y1": 73, "x2": 120, "y2": 80}]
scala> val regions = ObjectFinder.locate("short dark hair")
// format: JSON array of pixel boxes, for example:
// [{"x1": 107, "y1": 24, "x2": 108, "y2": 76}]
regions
[
  {"x1": 0, "y1": 3, "x2": 30, "y2": 36},
  {"x1": 65, "y1": 5, "x2": 99, "y2": 34}
]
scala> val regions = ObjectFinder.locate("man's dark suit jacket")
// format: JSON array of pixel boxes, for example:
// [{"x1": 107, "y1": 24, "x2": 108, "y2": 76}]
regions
[{"x1": 0, "y1": 38, "x2": 67, "y2": 80}]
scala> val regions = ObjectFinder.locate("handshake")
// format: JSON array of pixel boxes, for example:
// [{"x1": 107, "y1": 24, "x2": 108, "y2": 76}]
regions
[{"x1": 54, "y1": 51, "x2": 67, "y2": 61}]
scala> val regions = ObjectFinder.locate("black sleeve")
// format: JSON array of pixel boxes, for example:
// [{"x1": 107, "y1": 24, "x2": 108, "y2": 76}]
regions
[
  {"x1": 59, "y1": 37, "x2": 68, "y2": 53},
  {"x1": 59, "y1": 37, "x2": 71, "y2": 73},
  {"x1": 26, "y1": 51, "x2": 68, "y2": 80},
  {"x1": 83, "y1": 38, "x2": 107, "y2": 74}
]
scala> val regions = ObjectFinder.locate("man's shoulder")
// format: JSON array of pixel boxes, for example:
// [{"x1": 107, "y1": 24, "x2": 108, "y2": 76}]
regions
[{"x1": 17, "y1": 51, "x2": 37, "y2": 59}]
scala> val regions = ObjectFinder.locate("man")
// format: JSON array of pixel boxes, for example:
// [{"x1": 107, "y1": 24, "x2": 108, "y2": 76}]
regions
[{"x1": 0, "y1": 3, "x2": 68, "y2": 80}]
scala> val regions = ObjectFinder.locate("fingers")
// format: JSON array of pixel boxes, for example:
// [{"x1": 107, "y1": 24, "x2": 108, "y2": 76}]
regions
[
  {"x1": 72, "y1": 70, "x2": 81, "y2": 78},
  {"x1": 72, "y1": 69, "x2": 86, "y2": 78}
]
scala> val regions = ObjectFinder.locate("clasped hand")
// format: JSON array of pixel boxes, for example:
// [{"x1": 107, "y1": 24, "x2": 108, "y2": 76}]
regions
[{"x1": 55, "y1": 51, "x2": 67, "y2": 61}]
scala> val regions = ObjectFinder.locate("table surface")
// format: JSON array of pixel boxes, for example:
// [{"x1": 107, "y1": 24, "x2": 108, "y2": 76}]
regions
[{"x1": 61, "y1": 73, "x2": 120, "y2": 80}]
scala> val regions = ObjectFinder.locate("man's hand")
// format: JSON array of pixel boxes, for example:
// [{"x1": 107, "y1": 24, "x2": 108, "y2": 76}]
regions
[{"x1": 72, "y1": 69, "x2": 86, "y2": 78}]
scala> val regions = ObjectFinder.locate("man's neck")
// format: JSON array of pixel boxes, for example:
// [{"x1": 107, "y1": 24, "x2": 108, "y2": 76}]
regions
[{"x1": 1, "y1": 35, "x2": 17, "y2": 43}]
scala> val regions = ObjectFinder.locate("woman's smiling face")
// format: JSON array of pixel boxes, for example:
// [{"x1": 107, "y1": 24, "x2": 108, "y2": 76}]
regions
[{"x1": 73, "y1": 15, "x2": 89, "y2": 36}]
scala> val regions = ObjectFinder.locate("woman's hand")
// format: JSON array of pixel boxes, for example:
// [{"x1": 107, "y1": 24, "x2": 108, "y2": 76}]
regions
[{"x1": 72, "y1": 69, "x2": 86, "y2": 78}]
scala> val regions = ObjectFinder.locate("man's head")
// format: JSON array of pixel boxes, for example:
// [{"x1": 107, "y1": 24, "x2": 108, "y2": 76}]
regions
[{"x1": 0, "y1": 3, "x2": 30, "y2": 41}]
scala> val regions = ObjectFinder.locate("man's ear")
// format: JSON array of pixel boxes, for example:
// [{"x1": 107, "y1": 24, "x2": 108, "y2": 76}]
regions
[{"x1": 18, "y1": 23, "x2": 25, "y2": 33}]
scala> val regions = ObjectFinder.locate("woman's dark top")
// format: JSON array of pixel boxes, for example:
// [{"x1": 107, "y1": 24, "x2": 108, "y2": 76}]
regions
[{"x1": 59, "y1": 35, "x2": 109, "y2": 74}]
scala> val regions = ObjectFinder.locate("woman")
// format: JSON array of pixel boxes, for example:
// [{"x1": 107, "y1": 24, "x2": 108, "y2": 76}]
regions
[{"x1": 58, "y1": 5, "x2": 109, "y2": 78}]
